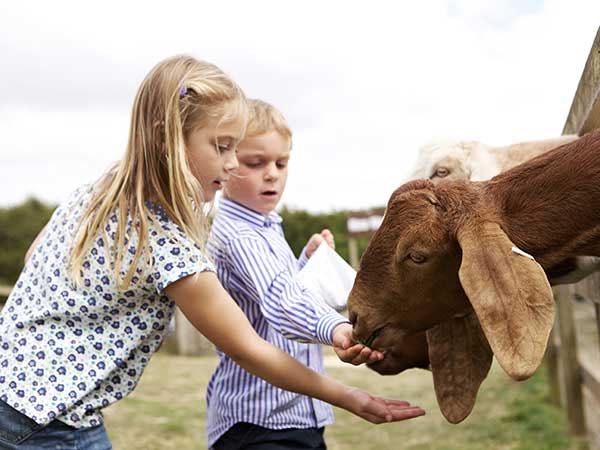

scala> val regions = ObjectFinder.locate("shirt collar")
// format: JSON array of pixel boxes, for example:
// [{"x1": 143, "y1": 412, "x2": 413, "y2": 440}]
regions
[{"x1": 218, "y1": 197, "x2": 283, "y2": 228}]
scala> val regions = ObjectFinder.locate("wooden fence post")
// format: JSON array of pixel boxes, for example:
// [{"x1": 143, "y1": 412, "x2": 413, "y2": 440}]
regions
[
  {"x1": 545, "y1": 326, "x2": 562, "y2": 407},
  {"x1": 161, "y1": 308, "x2": 215, "y2": 356},
  {"x1": 346, "y1": 208, "x2": 385, "y2": 270},
  {"x1": 348, "y1": 237, "x2": 359, "y2": 270},
  {"x1": 588, "y1": 273, "x2": 600, "y2": 348},
  {"x1": 559, "y1": 27, "x2": 600, "y2": 443},
  {"x1": 0, "y1": 285, "x2": 12, "y2": 297},
  {"x1": 555, "y1": 285, "x2": 587, "y2": 436},
  {"x1": 562, "y1": 27, "x2": 600, "y2": 137}
]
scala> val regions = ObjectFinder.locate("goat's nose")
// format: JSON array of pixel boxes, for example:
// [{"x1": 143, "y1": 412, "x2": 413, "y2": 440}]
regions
[{"x1": 349, "y1": 309, "x2": 371, "y2": 343}]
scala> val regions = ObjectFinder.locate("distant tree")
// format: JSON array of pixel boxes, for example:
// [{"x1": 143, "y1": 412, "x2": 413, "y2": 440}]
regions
[{"x1": 0, "y1": 198, "x2": 56, "y2": 286}]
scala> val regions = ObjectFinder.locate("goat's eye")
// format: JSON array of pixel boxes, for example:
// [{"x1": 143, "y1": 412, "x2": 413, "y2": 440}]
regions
[
  {"x1": 409, "y1": 253, "x2": 427, "y2": 264},
  {"x1": 434, "y1": 167, "x2": 449, "y2": 178}
]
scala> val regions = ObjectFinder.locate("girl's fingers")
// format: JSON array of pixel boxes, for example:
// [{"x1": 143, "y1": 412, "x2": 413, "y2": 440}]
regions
[
  {"x1": 388, "y1": 406, "x2": 426, "y2": 421},
  {"x1": 381, "y1": 399, "x2": 412, "y2": 407},
  {"x1": 363, "y1": 398, "x2": 425, "y2": 423}
]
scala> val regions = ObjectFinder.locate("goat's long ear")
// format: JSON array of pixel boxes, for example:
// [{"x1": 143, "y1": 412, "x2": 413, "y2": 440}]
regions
[
  {"x1": 426, "y1": 311, "x2": 492, "y2": 423},
  {"x1": 456, "y1": 221, "x2": 555, "y2": 381}
]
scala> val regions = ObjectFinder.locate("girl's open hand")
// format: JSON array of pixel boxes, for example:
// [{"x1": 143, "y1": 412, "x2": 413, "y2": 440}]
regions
[
  {"x1": 342, "y1": 387, "x2": 426, "y2": 424},
  {"x1": 333, "y1": 323, "x2": 384, "y2": 365},
  {"x1": 305, "y1": 229, "x2": 335, "y2": 258}
]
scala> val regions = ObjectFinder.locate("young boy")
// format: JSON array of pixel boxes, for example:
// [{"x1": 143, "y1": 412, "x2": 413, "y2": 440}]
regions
[{"x1": 206, "y1": 99, "x2": 384, "y2": 450}]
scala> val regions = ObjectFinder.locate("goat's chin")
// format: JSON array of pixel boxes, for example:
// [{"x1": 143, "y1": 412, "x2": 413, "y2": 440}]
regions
[
  {"x1": 366, "y1": 330, "x2": 431, "y2": 375},
  {"x1": 367, "y1": 354, "x2": 430, "y2": 375}
]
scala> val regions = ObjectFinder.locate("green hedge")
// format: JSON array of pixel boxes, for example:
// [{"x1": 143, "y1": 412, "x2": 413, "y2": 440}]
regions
[{"x1": 0, "y1": 198, "x2": 56, "y2": 285}]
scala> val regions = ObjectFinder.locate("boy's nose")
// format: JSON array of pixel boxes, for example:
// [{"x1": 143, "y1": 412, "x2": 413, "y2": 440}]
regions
[{"x1": 264, "y1": 163, "x2": 278, "y2": 180}]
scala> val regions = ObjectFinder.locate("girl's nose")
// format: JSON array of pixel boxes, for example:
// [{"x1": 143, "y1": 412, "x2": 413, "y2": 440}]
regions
[{"x1": 225, "y1": 151, "x2": 239, "y2": 172}]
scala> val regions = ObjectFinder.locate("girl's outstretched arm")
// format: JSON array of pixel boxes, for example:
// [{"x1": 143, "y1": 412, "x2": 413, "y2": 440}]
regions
[{"x1": 165, "y1": 271, "x2": 425, "y2": 424}]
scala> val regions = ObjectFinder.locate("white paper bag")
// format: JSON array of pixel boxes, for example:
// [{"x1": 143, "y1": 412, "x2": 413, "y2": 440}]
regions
[{"x1": 297, "y1": 242, "x2": 357, "y2": 312}]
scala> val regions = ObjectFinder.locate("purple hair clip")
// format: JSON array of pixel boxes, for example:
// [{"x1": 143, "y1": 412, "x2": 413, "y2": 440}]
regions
[{"x1": 179, "y1": 84, "x2": 188, "y2": 98}]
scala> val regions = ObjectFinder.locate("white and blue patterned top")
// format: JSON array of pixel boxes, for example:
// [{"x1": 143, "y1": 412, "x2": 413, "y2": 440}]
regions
[
  {"x1": 0, "y1": 185, "x2": 214, "y2": 428},
  {"x1": 206, "y1": 197, "x2": 349, "y2": 447}
]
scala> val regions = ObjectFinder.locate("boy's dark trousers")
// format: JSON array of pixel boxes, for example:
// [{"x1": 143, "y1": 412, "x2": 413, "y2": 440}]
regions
[{"x1": 212, "y1": 422, "x2": 326, "y2": 450}]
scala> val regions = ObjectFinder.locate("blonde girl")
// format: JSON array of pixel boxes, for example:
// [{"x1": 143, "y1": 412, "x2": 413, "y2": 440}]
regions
[{"x1": 0, "y1": 55, "x2": 424, "y2": 450}]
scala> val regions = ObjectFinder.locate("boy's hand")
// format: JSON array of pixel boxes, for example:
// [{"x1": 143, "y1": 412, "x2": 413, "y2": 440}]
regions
[
  {"x1": 305, "y1": 229, "x2": 335, "y2": 258},
  {"x1": 332, "y1": 323, "x2": 384, "y2": 365}
]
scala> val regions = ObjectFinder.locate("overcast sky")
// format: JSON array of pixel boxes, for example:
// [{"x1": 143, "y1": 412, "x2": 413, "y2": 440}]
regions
[{"x1": 1, "y1": 0, "x2": 599, "y2": 212}]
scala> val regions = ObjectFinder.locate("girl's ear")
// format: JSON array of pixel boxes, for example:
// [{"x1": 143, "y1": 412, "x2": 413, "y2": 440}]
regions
[{"x1": 456, "y1": 221, "x2": 555, "y2": 381}]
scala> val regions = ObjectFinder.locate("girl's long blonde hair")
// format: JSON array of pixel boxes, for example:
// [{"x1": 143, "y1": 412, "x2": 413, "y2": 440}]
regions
[{"x1": 68, "y1": 55, "x2": 247, "y2": 289}]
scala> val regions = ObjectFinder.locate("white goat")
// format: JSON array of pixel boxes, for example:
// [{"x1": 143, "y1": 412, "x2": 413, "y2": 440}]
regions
[{"x1": 408, "y1": 134, "x2": 599, "y2": 285}]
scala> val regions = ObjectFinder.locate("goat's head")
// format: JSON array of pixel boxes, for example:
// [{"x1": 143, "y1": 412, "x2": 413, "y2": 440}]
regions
[
  {"x1": 411, "y1": 135, "x2": 580, "y2": 185},
  {"x1": 410, "y1": 140, "x2": 494, "y2": 182},
  {"x1": 347, "y1": 178, "x2": 555, "y2": 423}
]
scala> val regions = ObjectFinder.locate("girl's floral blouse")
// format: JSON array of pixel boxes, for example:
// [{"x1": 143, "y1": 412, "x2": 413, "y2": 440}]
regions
[{"x1": 0, "y1": 185, "x2": 214, "y2": 427}]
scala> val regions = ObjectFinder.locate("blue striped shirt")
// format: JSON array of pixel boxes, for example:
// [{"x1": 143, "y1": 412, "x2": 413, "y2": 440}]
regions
[{"x1": 205, "y1": 197, "x2": 349, "y2": 447}]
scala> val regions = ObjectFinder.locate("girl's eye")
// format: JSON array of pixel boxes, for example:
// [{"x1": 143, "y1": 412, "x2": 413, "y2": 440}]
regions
[
  {"x1": 409, "y1": 253, "x2": 427, "y2": 264},
  {"x1": 276, "y1": 162, "x2": 287, "y2": 169},
  {"x1": 245, "y1": 161, "x2": 262, "y2": 168},
  {"x1": 213, "y1": 138, "x2": 234, "y2": 154}
]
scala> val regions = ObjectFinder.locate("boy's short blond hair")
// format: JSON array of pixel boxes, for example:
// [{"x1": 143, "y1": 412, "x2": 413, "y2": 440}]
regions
[{"x1": 246, "y1": 99, "x2": 292, "y2": 142}]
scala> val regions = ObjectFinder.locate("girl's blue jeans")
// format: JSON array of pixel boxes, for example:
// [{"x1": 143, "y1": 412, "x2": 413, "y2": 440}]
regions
[{"x1": 0, "y1": 400, "x2": 112, "y2": 450}]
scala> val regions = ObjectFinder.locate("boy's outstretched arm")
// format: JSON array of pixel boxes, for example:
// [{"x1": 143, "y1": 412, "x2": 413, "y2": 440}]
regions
[
  {"x1": 229, "y1": 235, "x2": 384, "y2": 365},
  {"x1": 229, "y1": 236, "x2": 344, "y2": 343},
  {"x1": 165, "y1": 271, "x2": 426, "y2": 424},
  {"x1": 302, "y1": 230, "x2": 385, "y2": 365}
]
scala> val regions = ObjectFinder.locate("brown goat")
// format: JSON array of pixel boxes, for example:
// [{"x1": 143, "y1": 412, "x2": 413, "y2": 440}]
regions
[{"x1": 348, "y1": 129, "x2": 600, "y2": 423}]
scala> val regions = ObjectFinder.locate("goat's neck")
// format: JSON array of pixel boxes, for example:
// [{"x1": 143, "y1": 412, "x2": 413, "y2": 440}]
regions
[{"x1": 484, "y1": 130, "x2": 600, "y2": 267}]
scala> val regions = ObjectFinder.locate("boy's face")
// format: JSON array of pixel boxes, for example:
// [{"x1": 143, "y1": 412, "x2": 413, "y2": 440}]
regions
[{"x1": 225, "y1": 130, "x2": 290, "y2": 214}]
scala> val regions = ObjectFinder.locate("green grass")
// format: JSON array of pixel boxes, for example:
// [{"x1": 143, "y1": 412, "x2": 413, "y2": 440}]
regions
[{"x1": 104, "y1": 351, "x2": 586, "y2": 450}]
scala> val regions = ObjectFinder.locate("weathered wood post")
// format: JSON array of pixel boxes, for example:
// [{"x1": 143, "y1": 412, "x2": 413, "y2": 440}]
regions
[
  {"x1": 346, "y1": 209, "x2": 385, "y2": 269},
  {"x1": 554, "y1": 285, "x2": 586, "y2": 435},
  {"x1": 0, "y1": 285, "x2": 12, "y2": 297}
]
